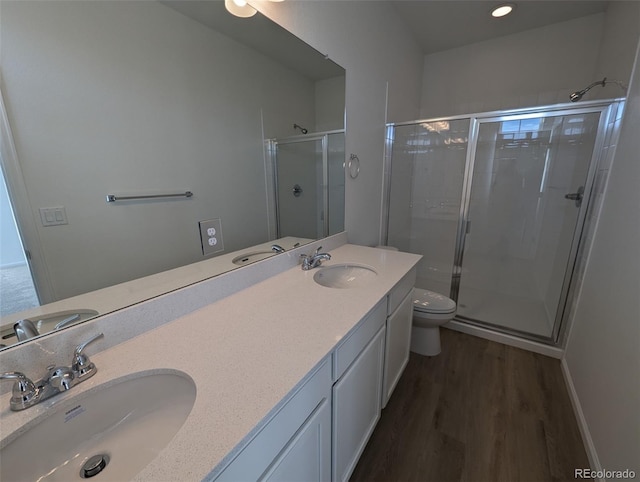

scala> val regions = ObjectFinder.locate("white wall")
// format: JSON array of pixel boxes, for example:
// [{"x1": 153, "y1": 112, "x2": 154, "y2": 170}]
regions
[
  {"x1": 420, "y1": 3, "x2": 640, "y2": 118},
  {"x1": 315, "y1": 75, "x2": 346, "y2": 133},
  {"x1": 1, "y1": 1, "x2": 320, "y2": 301},
  {"x1": 253, "y1": 0, "x2": 424, "y2": 246},
  {"x1": 563, "y1": 43, "x2": 640, "y2": 475},
  {"x1": 592, "y1": 1, "x2": 640, "y2": 99}
]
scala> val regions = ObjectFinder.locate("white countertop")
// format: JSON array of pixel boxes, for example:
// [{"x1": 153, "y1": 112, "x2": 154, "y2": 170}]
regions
[{"x1": 0, "y1": 244, "x2": 421, "y2": 481}]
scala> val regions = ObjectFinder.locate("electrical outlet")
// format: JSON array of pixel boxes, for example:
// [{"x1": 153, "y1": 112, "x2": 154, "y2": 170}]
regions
[{"x1": 199, "y1": 219, "x2": 224, "y2": 256}]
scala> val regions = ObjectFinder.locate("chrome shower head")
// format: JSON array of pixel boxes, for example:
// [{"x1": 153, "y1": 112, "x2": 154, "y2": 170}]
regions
[
  {"x1": 569, "y1": 90, "x2": 586, "y2": 102},
  {"x1": 570, "y1": 78, "x2": 607, "y2": 102},
  {"x1": 293, "y1": 123, "x2": 308, "y2": 134}
]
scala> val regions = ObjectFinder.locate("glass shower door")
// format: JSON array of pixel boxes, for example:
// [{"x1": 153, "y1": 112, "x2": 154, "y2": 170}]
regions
[
  {"x1": 387, "y1": 119, "x2": 470, "y2": 295},
  {"x1": 273, "y1": 131, "x2": 345, "y2": 240},
  {"x1": 327, "y1": 132, "x2": 345, "y2": 236},
  {"x1": 275, "y1": 137, "x2": 324, "y2": 239},
  {"x1": 455, "y1": 111, "x2": 602, "y2": 338}
]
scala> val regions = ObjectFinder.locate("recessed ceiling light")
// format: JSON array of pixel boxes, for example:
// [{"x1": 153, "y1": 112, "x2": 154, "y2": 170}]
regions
[{"x1": 491, "y1": 4, "x2": 515, "y2": 18}]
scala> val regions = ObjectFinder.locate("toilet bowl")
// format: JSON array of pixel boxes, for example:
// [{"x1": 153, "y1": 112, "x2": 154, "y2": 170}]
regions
[
  {"x1": 411, "y1": 288, "x2": 457, "y2": 356},
  {"x1": 375, "y1": 246, "x2": 457, "y2": 356}
]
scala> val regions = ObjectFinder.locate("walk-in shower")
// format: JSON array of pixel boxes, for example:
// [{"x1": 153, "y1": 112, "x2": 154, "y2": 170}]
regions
[
  {"x1": 268, "y1": 130, "x2": 345, "y2": 239},
  {"x1": 383, "y1": 100, "x2": 623, "y2": 344}
]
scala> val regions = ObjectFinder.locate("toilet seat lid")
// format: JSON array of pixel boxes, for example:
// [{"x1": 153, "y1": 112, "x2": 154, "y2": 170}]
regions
[{"x1": 413, "y1": 288, "x2": 457, "y2": 314}]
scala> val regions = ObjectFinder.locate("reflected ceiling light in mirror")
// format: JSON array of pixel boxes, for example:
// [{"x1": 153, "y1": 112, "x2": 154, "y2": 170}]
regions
[
  {"x1": 225, "y1": 0, "x2": 285, "y2": 18},
  {"x1": 491, "y1": 4, "x2": 515, "y2": 18},
  {"x1": 421, "y1": 121, "x2": 450, "y2": 133},
  {"x1": 225, "y1": 0, "x2": 257, "y2": 18}
]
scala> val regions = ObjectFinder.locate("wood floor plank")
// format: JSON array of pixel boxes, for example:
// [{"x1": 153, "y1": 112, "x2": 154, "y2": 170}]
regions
[
  {"x1": 461, "y1": 339, "x2": 509, "y2": 482},
  {"x1": 350, "y1": 329, "x2": 588, "y2": 482},
  {"x1": 418, "y1": 430, "x2": 465, "y2": 482}
]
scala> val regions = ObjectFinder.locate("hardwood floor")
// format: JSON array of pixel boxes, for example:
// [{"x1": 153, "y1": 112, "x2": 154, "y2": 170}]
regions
[{"x1": 350, "y1": 329, "x2": 588, "y2": 482}]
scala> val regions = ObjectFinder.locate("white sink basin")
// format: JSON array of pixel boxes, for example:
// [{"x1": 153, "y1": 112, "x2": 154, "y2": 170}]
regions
[
  {"x1": 313, "y1": 264, "x2": 378, "y2": 289},
  {"x1": 1, "y1": 371, "x2": 196, "y2": 481},
  {"x1": 232, "y1": 250, "x2": 275, "y2": 266}
]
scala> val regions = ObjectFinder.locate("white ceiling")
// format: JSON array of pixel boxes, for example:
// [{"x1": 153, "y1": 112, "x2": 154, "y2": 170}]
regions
[{"x1": 389, "y1": 0, "x2": 610, "y2": 54}]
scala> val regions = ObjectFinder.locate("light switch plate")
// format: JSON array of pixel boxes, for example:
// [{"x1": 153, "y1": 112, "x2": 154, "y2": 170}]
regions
[
  {"x1": 39, "y1": 206, "x2": 68, "y2": 226},
  {"x1": 199, "y1": 218, "x2": 224, "y2": 256}
]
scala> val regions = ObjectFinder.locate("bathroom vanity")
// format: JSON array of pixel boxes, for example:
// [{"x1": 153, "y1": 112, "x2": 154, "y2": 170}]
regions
[{"x1": 0, "y1": 240, "x2": 420, "y2": 482}]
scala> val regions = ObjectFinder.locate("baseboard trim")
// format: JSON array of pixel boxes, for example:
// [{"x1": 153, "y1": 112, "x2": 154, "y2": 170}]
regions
[
  {"x1": 560, "y1": 358, "x2": 602, "y2": 478},
  {"x1": 445, "y1": 320, "x2": 564, "y2": 358}
]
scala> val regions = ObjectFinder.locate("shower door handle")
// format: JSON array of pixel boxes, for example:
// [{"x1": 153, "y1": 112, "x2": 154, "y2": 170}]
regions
[{"x1": 564, "y1": 186, "x2": 584, "y2": 207}]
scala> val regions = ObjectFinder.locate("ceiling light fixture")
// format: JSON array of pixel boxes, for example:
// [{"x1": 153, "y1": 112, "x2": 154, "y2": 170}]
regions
[
  {"x1": 225, "y1": 0, "x2": 257, "y2": 18},
  {"x1": 225, "y1": 0, "x2": 285, "y2": 18},
  {"x1": 491, "y1": 4, "x2": 515, "y2": 18}
]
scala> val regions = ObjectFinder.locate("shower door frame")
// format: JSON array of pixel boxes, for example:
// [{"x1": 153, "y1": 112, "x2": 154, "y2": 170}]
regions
[
  {"x1": 269, "y1": 129, "x2": 344, "y2": 239},
  {"x1": 383, "y1": 99, "x2": 622, "y2": 346}
]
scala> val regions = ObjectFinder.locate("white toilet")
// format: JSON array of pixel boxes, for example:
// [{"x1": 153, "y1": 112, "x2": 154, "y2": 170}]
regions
[
  {"x1": 410, "y1": 288, "x2": 457, "y2": 356},
  {"x1": 376, "y1": 246, "x2": 457, "y2": 356}
]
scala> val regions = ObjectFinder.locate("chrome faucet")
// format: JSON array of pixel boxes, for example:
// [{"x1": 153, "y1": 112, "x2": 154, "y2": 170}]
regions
[
  {"x1": 271, "y1": 244, "x2": 285, "y2": 253},
  {"x1": 300, "y1": 246, "x2": 331, "y2": 270},
  {"x1": 0, "y1": 333, "x2": 103, "y2": 411},
  {"x1": 14, "y1": 319, "x2": 39, "y2": 342}
]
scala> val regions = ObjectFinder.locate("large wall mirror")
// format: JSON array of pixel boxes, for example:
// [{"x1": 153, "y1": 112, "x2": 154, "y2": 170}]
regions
[{"x1": 0, "y1": 0, "x2": 345, "y2": 350}]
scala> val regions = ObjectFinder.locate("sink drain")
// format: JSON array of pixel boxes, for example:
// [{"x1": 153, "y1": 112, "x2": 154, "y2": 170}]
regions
[{"x1": 80, "y1": 454, "x2": 110, "y2": 478}]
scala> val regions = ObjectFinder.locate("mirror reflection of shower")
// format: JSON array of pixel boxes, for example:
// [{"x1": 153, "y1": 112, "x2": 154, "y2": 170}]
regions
[
  {"x1": 269, "y1": 130, "x2": 345, "y2": 240},
  {"x1": 293, "y1": 123, "x2": 308, "y2": 134},
  {"x1": 569, "y1": 77, "x2": 627, "y2": 102}
]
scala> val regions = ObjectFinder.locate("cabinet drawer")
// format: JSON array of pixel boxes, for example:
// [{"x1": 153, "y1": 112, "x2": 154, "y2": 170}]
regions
[
  {"x1": 333, "y1": 299, "x2": 386, "y2": 381},
  {"x1": 387, "y1": 267, "x2": 416, "y2": 315}
]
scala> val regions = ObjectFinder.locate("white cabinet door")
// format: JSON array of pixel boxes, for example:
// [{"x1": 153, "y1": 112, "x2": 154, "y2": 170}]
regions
[
  {"x1": 261, "y1": 397, "x2": 331, "y2": 481},
  {"x1": 215, "y1": 360, "x2": 331, "y2": 481},
  {"x1": 332, "y1": 326, "x2": 385, "y2": 482},
  {"x1": 382, "y1": 290, "x2": 413, "y2": 408}
]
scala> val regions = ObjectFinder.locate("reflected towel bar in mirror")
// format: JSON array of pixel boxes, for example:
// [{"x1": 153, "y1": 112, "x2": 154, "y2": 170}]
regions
[{"x1": 106, "y1": 191, "x2": 193, "y2": 203}]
